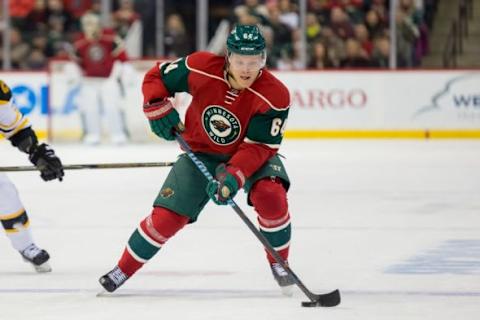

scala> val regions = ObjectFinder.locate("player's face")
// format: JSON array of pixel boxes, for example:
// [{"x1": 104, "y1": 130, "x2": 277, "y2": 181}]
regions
[{"x1": 227, "y1": 53, "x2": 264, "y2": 89}]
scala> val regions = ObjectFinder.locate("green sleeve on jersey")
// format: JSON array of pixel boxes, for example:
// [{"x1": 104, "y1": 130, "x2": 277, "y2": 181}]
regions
[
  {"x1": 245, "y1": 108, "x2": 289, "y2": 146},
  {"x1": 159, "y1": 57, "x2": 190, "y2": 95}
]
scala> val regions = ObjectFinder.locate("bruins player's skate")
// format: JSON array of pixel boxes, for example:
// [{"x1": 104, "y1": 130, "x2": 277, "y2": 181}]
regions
[{"x1": 20, "y1": 244, "x2": 51, "y2": 273}]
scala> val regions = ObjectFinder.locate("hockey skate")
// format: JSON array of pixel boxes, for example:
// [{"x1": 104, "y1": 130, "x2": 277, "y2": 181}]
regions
[
  {"x1": 20, "y1": 244, "x2": 51, "y2": 273},
  {"x1": 271, "y1": 262, "x2": 295, "y2": 297},
  {"x1": 99, "y1": 266, "x2": 129, "y2": 292}
]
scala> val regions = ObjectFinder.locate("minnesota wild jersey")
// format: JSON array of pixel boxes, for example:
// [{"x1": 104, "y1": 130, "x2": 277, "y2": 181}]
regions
[{"x1": 142, "y1": 51, "x2": 290, "y2": 177}]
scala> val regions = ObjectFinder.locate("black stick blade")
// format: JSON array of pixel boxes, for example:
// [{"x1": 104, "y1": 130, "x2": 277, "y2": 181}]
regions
[{"x1": 301, "y1": 289, "x2": 341, "y2": 307}]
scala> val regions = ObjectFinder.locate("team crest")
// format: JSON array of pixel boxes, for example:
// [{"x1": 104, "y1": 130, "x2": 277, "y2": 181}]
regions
[
  {"x1": 87, "y1": 44, "x2": 105, "y2": 62},
  {"x1": 160, "y1": 187, "x2": 174, "y2": 198},
  {"x1": 202, "y1": 105, "x2": 241, "y2": 145}
]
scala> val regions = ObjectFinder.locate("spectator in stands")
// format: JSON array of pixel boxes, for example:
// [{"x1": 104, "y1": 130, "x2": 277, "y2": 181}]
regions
[
  {"x1": 63, "y1": 0, "x2": 93, "y2": 18},
  {"x1": 46, "y1": 0, "x2": 75, "y2": 34},
  {"x1": 23, "y1": 0, "x2": 48, "y2": 36},
  {"x1": 400, "y1": 0, "x2": 424, "y2": 27},
  {"x1": 340, "y1": 38, "x2": 372, "y2": 68},
  {"x1": 277, "y1": 28, "x2": 304, "y2": 70},
  {"x1": 26, "y1": 49, "x2": 48, "y2": 70},
  {"x1": 399, "y1": 0, "x2": 426, "y2": 66},
  {"x1": 329, "y1": 7, "x2": 354, "y2": 40},
  {"x1": 278, "y1": 0, "x2": 299, "y2": 30},
  {"x1": 307, "y1": 0, "x2": 330, "y2": 24},
  {"x1": 365, "y1": 9, "x2": 387, "y2": 40},
  {"x1": 354, "y1": 23, "x2": 373, "y2": 57},
  {"x1": 306, "y1": 12, "x2": 322, "y2": 42},
  {"x1": 164, "y1": 14, "x2": 192, "y2": 58},
  {"x1": 112, "y1": 0, "x2": 140, "y2": 39},
  {"x1": 308, "y1": 40, "x2": 334, "y2": 69},
  {"x1": 395, "y1": 9, "x2": 419, "y2": 67},
  {"x1": 337, "y1": 0, "x2": 365, "y2": 24},
  {"x1": 266, "y1": 5, "x2": 294, "y2": 68},
  {"x1": 10, "y1": 28, "x2": 31, "y2": 69},
  {"x1": 30, "y1": 33, "x2": 49, "y2": 68},
  {"x1": 46, "y1": 15, "x2": 68, "y2": 57},
  {"x1": 370, "y1": 36, "x2": 390, "y2": 68},
  {"x1": 234, "y1": 0, "x2": 270, "y2": 25},
  {"x1": 367, "y1": 0, "x2": 388, "y2": 22},
  {"x1": 234, "y1": 7, "x2": 261, "y2": 25},
  {"x1": 319, "y1": 26, "x2": 345, "y2": 67}
]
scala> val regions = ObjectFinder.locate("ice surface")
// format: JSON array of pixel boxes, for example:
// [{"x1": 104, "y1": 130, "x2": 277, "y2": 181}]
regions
[{"x1": 1, "y1": 140, "x2": 479, "y2": 320}]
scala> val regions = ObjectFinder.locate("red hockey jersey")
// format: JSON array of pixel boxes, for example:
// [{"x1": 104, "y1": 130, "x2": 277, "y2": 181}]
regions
[
  {"x1": 142, "y1": 52, "x2": 290, "y2": 178},
  {"x1": 74, "y1": 30, "x2": 127, "y2": 78}
]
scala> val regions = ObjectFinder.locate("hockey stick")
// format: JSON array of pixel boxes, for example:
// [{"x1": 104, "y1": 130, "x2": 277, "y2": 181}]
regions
[
  {"x1": 0, "y1": 162, "x2": 174, "y2": 172},
  {"x1": 175, "y1": 132, "x2": 341, "y2": 307}
]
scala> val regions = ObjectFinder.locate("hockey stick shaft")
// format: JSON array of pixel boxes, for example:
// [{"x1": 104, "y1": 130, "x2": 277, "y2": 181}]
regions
[
  {"x1": 0, "y1": 162, "x2": 174, "y2": 172},
  {"x1": 175, "y1": 132, "x2": 339, "y2": 305}
]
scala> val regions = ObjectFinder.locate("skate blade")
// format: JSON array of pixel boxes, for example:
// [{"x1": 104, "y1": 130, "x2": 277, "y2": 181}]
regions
[
  {"x1": 96, "y1": 290, "x2": 108, "y2": 297},
  {"x1": 33, "y1": 262, "x2": 52, "y2": 273},
  {"x1": 281, "y1": 285, "x2": 294, "y2": 297}
]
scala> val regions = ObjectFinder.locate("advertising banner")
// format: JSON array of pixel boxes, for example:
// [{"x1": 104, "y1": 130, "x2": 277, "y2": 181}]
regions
[
  {"x1": 1, "y1": 69, "x2": 479, "y2": 140},
  {"x1": 274, "y1": 71, "x2": 480, "y2": 135}
]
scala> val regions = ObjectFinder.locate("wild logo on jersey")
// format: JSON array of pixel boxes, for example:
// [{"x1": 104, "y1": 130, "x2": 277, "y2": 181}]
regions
[
  {"x1": 87, "y1": 44, "x2": 106, "y2": 62},
  {"x1": 202, "y1": 105, "x2": 241, "y2": 145}
]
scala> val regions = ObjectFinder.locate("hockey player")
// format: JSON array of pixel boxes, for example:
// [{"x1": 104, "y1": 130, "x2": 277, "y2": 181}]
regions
[
  {"x1": 99, "y1": 24, "x2": 294, "y2": 295},
  {"x1": 73, "y1": 13, "x2": 130, "y2": 144},
  {"x1": 0, "y1": 80, "x2": 64, "y2": 272}
]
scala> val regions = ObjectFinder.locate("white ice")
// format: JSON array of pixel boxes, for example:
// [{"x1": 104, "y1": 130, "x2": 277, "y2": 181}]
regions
[{"x1": 1, "y1": 139, "x2": 479, "y2": 320}]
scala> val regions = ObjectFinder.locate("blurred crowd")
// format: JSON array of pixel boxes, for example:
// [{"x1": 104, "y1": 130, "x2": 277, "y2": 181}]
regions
[
  {"x1": 1, "y1": 0, "x2": 439, "y2": 70},
  {"x1": 232, "y1": 0, "x2": 438, "y2": 69},
  {"x1": 2, "y1": 0, "x2": 141, "y2": 70}
]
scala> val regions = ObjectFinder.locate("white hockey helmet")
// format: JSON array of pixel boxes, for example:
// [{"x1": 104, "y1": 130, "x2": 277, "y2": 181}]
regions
[{"x1": 81, "y1": 13, "x2": 101, "y2": 38}]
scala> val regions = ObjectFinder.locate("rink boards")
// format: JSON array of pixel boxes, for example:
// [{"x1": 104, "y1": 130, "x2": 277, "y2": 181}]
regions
[{"x1": 0, "y1": 68, "x2": 479, "y2": 140}]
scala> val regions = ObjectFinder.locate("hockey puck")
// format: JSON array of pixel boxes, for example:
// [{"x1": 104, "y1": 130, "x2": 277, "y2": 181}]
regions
[{"x1": 301, "y1": 300, "x2": 322, "y2": 307}]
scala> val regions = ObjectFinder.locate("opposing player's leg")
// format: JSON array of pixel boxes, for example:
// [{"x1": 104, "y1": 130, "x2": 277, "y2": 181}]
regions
[
  {"x1": 100, "y1": 79, "x2": 128, "y2": 144},
  {"x1": 0, "y1": 174, "x2": 51, "y2": 272},
  {"x1": 99, "y1": 154, "x2": 216, "y2": 292},
  {"x1": 246, "y1": 155, "x2": 294, "y2": 295},
  {"x1": 80, "y1": 80, "x2": 102, "y2": 144}
]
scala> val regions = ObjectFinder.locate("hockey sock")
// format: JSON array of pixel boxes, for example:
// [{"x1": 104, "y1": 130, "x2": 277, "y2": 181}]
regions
[
  {"x1": 118, "y1": 207, "x2": 189, "y2": 276},
  {"x1": 1, "y1": 209, "x2": 35, "y2": 252},
  {"x1": 249, "y1": 178, "x2": 291, "y2": 264}
]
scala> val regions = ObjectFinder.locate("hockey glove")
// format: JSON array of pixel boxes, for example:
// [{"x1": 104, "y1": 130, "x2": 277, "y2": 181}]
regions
[
  {"x1": 143, "y1": 99, "x2": 184, "y2": 141},
  {"x1": 10, "y1": 127, "x2": 64, "y2": 182},
  {"x1": 206, "y1": 164, "x2": 245, "y2": 205},
  {"x1": 29, "y1": 143, "x2": 64, "y2": 182}
]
